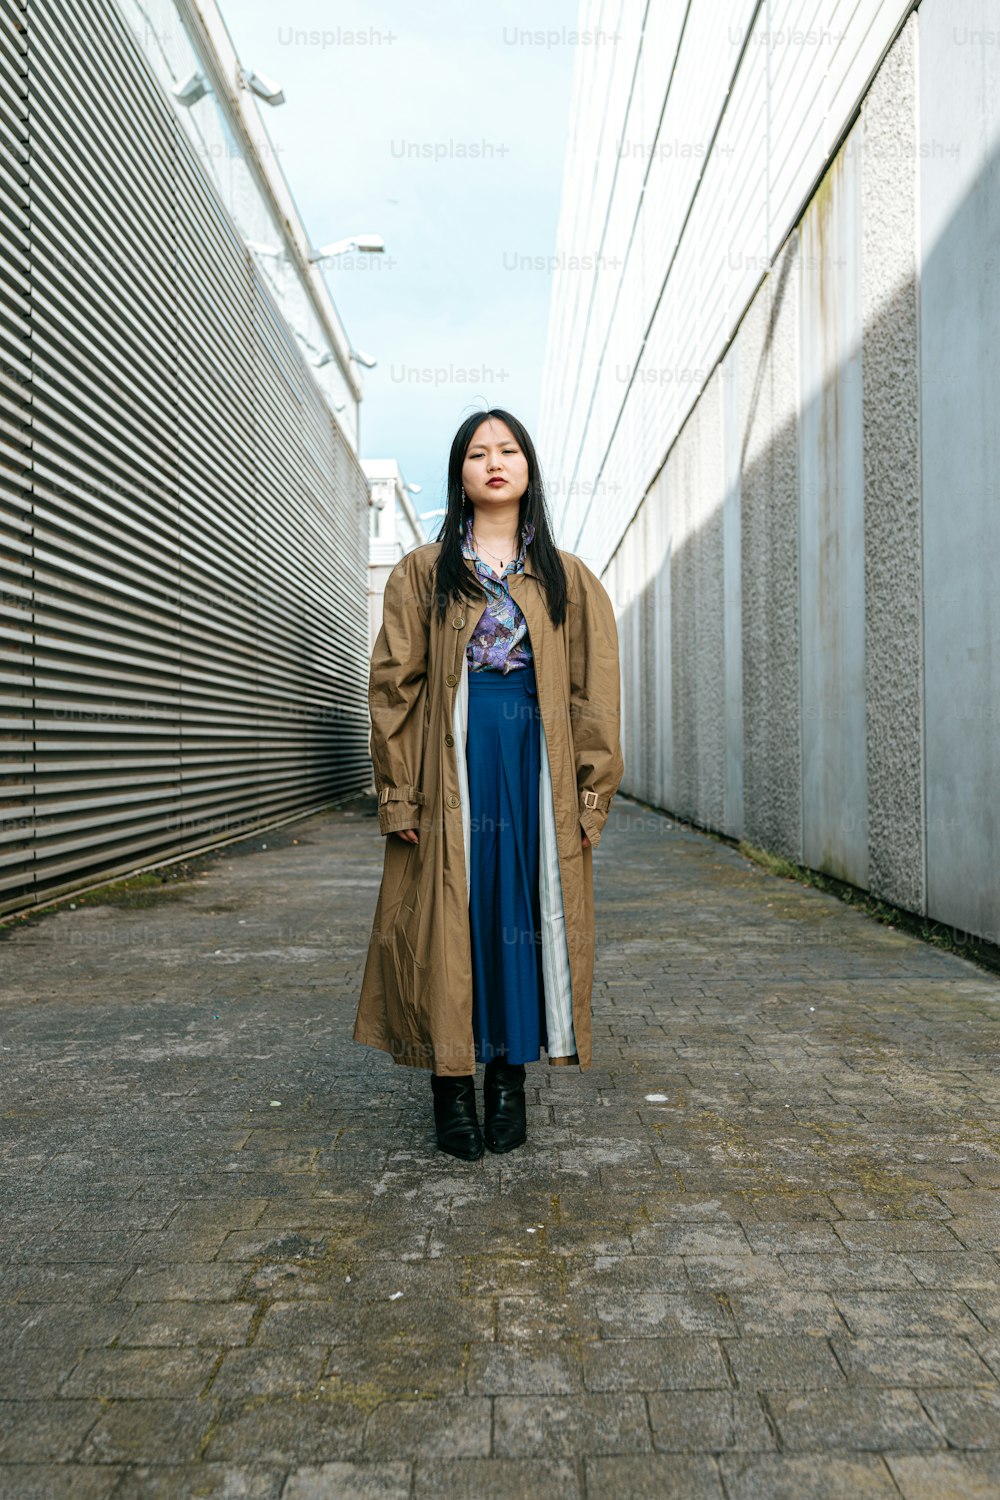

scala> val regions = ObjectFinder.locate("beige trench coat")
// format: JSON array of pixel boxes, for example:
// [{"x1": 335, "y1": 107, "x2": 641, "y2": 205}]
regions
[{"x1": 352, "y1": 540, "x2": 624, "y2": 1076}]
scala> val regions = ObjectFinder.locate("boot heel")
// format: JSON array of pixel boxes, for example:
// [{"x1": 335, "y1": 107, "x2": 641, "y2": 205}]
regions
[
  {"x1": 483, "y1": 1058, "x2": 527, "y2": 1153},
  {"x1": 431, "y1": 1073, "x2": 484, "y2": 1160}
]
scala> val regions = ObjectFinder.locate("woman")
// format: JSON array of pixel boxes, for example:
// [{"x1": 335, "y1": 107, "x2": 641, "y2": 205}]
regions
[{"x1": 353, "y1": 408, "x2": 624, "y2": 1161}]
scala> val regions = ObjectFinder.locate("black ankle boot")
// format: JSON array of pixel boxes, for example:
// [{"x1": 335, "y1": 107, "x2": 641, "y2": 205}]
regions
[
  {"x1": 430, "y1": 1073, "x2": 484, "y2": 1160},
  {"x1": 483, "y1": 1057, "x2": 527, "y2": 1153}
]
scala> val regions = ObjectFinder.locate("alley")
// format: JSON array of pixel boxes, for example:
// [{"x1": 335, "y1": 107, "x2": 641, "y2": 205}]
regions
[{"x1": 2, "y1": 796, "x2": 999, "y2": 1499}]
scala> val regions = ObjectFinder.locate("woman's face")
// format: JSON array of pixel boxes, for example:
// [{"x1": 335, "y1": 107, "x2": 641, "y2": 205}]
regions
[{"x1": 461, "y1": 418, "x2": 530, "y2": 508}]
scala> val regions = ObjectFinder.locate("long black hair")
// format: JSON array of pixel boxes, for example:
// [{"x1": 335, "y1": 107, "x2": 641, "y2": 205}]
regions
[{"x1": 431, "y1": 407, "x2": 569, "y2": 628}]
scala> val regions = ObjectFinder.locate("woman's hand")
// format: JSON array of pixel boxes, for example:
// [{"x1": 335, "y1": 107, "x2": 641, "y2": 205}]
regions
[
  {"x1": 581, "y1": 829, "x2": 591, "y2": 848},
  {"x1": 395, "y1": 828, "x2": 419, "y2": 844}
]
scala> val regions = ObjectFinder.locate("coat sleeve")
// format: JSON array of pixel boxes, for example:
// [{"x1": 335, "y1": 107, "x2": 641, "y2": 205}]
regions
[
  {"x1": 369, "y1": 550, "x2": 431, "y2": 837},
  {"x1": 568, "y1": 561, "x2": 625, "y2": 847}
]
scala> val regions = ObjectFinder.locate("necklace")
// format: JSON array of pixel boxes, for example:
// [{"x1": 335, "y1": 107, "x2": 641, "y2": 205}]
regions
[{"x1": 473, "y1": 529, "x2": 519, "y2": 571}]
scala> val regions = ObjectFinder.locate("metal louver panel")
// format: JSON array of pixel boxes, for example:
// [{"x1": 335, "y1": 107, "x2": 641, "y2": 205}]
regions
[
  {"x1": 0, "y1": 2, "x2": 33, "y2": 904},
  {"x1": 0, "y1": 0, "x2": 371, "y2": 914}
]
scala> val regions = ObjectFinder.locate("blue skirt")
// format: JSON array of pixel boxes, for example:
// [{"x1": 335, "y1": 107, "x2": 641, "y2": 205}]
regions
[{"x1": 466, "y1": 662, "x2": 546, "y2": 1066}]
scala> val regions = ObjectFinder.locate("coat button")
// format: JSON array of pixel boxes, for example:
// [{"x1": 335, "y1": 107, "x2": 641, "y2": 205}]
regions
[
  {"x1": 452, "y1": 615, "x2": 465, "y2": 628},
  {"x1": 445, "y1": 671, "x2": 458, "y2": 686},
  {"x1": 444, "y1": 733, "x2": 454, "y2": 746},
  {"x1": 447, "y1": 793, "x2": 460, "y2": 808}
]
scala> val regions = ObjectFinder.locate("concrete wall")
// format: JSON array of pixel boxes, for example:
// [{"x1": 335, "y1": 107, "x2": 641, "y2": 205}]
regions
[
  {"x1": 601, "y1": 3, "x2": 1000, "y2": 943},
  {"x1": 919, "y1": 0, "x2": 1000, "y2": 941}
]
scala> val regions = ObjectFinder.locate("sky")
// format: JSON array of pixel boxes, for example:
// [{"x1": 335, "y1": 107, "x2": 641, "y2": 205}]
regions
[{"x1": 221, "y1": 0, "x2": 579, "y2": 533}]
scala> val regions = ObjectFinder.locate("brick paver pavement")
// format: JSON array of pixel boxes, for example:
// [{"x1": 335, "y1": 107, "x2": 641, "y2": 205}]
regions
[{"x1": 2, "y1": 795, "x2": 999, "y2": 1499}]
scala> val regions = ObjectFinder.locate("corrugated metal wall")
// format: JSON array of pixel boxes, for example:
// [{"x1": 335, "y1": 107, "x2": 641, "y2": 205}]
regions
[{"x1": 0, "y1": 0, "x2": 371, "y2": 915}]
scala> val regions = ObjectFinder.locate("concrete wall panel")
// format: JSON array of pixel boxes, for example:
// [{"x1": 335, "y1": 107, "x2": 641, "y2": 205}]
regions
[
  {"x1": 669, "y1": 375, "x2": 725, "y2": 832},
  {"x1": 919, "y1": 0, "x2": 1000, "y2": 941},
  {"x1": 740, "y1": 232, "x2": 803, "y2": 861},
  {"x1": 861, "y1": 12, "x2": 924, "y2": 915},
  {"x1": 561, "y1": 5, "x2": 1000, "y2": 946},
  {"x1": 799, "y1": 124, "x2": 869, "y2": 886},
  {"x1": 722, "y1": 341, "x2": 744, "y2": 839}
]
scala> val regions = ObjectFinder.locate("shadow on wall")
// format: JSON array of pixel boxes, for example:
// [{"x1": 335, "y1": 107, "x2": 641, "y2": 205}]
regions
[{"x1": 607, "y1": 13, "x2": 1000, "y2": 948}]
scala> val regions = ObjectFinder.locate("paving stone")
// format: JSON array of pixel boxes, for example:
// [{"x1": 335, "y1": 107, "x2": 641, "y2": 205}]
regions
[
  {"x1": 0, "y1": 1466, "x2": 122, "y2": 1499},
  {"x1": 283, "y1": 1464, "x2": 412, "y2": 1499},
  {"x1": 584, "y1": 1454, "x2": 725, "y2": 1498},
  {"x1": 565, "y1": 1252, "x2": 689, "y2": 1294},
  {"x1": 116, "y1": 1300, "x2": 256, "y2": 1347},
  {"x1": 165, "y1": 1199, "x2": 270, "y2": 1233},
  {"x1": 779, "y1": 1253, "x2": 920, "y2": 1289},
  {"x1": 253, "y1": 1301, "x2": 367, "y2": 1348},
  {"x1": 3, "y1": 797, "x2": 1000, "y2": 1490},
  {"x1": 633, "y1": 1192, "x2": 748, "y2": 1224},
  {"x1": 917, "y1": 1388, "x2": 1000, "y2": 1449},
  {"x1": 492, "y1": 1393, "x2": 651, "y2": 1457},
  {"x1": 209, "y1": 1347, "x2": 329, "y2": 1397},
  {"x1": 833, "y1": 1221, "x2": 962, "y2": 1254},
  {"x1": 726, "y1": 1290, "x2": 847, "y2": 1336},
  {"x1": 59, "y1": 1348, "x2": 218, "y2": 1399},
  {"x1": 832, "y1": 1335, "x2": 998, "y2": 1387},
  {"x1": 2, "y1": 1302, "x2": 131, "y2": 1348},
  {"x1": 624, "y1": 1223, "x2": 753, "y2": 1256},
  {"x1": 115, "y1": 1264, "x2": 250, "y2": 1302},
  {"x1": 685, "y1": 1256, "x2": 790, "y2": 1290},
  {"x1": 743, "y1": 1193, "x2": 840, "y2": 1222},
  {"x1": 0, "y1": 1264, "x2": 132, "y2": 1302},
  {"x1": 114, "y1": 1466, "x2": 285, "y2": 1498},
  {"x1": 363, "y1": 1396, "x2": 491, "y2": 1459},
  {"x1": 646, "y1": 1392, "x2": 775, "y2": 1453},
  {"x1": 426, "y1": 1223, "x2": 550, "y2": 1258},
  {"x1": 580, "y1": 1336, "x2": 730, "y2": 1391},
  {"x1": 413, "y1": 1458, "x2": 579, "y2": 1498},
  {"x1": 466, "y1": 1340, "x2": 584, "y2": 1394},
  {"x1": 724, "y1": 1336, "x2": 846, "y2": 1391},
  {"x1": 0, "y1": 1346, "x2": 88, "y2": 1398},
  {"x1": 79, "y1": 1398, "x2": 217, "y2": 1463},
  {"x1": 129, "y1": 1230, "x2": 231, "y2": 1261},
  {"x1": 962, "y1": 1290, "x2": 1000, "y2": 1337},
  {"x1": 939, "y1": 1191, "x2": 1000, "y2": 1220},
  {"x1": 901, "y1": 1253, "x2": 1000, "y2": 1289},
  {"x1": 205, "y1": 1398, "x2": 366, "y2": 1464},
  {"x1": 324, "y1": 1339, "x2": 468, "y2": 1398},
  {"x1": 887, "y1": 1452, "x2": 1000, "y2": 1498},
  {"x1": 829, "y1": 1190, "x2": 952, "y2": 1219},
  {"x1": 0, "y1": 1400, "x2": 103, "y2": 1461},
  {"x1": 590, "y1": 1290, "x2": 736, "y2": 1337},
  {"x1": 833, "y1": 1291, "x2": 988, "y2": 1337},
  {"x1": 459, "y1": 1254, "x2": 564, "y2": 1297},
  {"x1": 948, "y1": 1220, "x2": 1000, "y2": 1251},
  {"x1": 532, "y1": 1224, "x2": 634, "y2": 1258},
  {"x1": 259, "y1": 1292, "x2": 494, "y2": 1347},
  {"x1": 741, "y1": 1221, "x2": 844, "y2": 1255},
  {"x1": 720, "y1": 1453, "x2": 901, "y2": 1498},
  {"x1": 497, "y1": 1293, "x2": 600, "y2": 1341},
  {"x1": 14, "y1": 1231, "x2": 142, "y2": 1263},
  {"x1": 767, "y1": 1389, "x2": 943, "y2": 1450}
]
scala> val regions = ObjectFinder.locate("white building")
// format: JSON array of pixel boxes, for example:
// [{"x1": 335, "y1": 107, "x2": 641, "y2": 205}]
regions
[
  {"x1": 539, "y1": 0, "x2": 1000, "y2": 945},
  {"x1": 364, "y1": 460, "x2": 428, "y2": 648}
]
